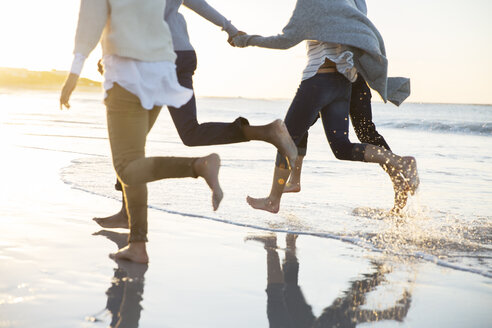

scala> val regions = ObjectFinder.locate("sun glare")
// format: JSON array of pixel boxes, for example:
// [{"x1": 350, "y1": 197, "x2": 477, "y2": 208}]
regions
[{"x1": 0, "y1": 0, "x2": 491, "y2": 103}]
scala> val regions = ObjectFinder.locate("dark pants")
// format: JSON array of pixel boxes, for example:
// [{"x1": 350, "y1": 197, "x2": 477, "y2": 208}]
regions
[
  {"x1": 349, "y1": 75, "x2": 391, "y2": 150},
  {"x1": 295, "y1": 74, "x2": 390, "y2": 158},
  {"x1": 168, "y1": 50, "x2": 249, "y2": 146},
  {"x1": 276, "y1": 73, "x2": 366, "y2": 167}
]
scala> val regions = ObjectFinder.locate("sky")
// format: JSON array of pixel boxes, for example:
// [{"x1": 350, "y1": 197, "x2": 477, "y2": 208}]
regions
[{"x1": 0, "y1": 0, "x2": 491, "y2": 104}]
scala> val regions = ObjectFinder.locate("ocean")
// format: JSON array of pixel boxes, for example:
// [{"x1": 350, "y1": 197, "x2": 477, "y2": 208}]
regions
[{"x1": 1, "y1": 89, "x2": 491, "y2": 279}]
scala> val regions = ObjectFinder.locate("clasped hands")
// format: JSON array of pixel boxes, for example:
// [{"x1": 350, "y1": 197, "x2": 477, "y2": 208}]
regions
[{"x1": 228, "y1": 31, "x2": 253, "y2": 48}]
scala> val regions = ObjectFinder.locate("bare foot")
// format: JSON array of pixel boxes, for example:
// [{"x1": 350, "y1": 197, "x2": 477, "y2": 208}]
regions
[
  {"x1": 390, "y1": 173, "x2": 409, "y2": 213},
  {"x1": 110, "y1": 242, "x2": 149, "y2": 264},
  {"x1": 194, "y1": 153, "x2": 223, "y2": 211},
  {"x1": 93, "y1": 207, "x2": 129, "y2": 229},
  {"x1": 283, "y1": 181, "x2": 301, "y2": 193},
  {"x1": 246, "y1": 196, "x2": 279, "y2": 213},
  {"x1": 401, "y1": 156, "x2": 420, "y2": 195},
  {"x1": 267, "y1": 120, "x2": 297, "y2": 170}
]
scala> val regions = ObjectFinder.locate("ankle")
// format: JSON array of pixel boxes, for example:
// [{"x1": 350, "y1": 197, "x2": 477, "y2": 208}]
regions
[{"x1": 129, "y1": 241, "x2": 147, "y2": 252}]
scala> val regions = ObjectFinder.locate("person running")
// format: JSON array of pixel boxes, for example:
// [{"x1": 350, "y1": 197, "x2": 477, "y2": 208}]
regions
[
  {"x1": 60, "y1": 0, "x2": 224, "y2": 263},
  {"x1": 233, "y1": 0, "x2": 419, "y2": 213},
  {"x1": 284, "y1": 75, "x2": 411, "y2": 213},
  {"x1": 94, "y1": 0, "x2": 297, "y2": 229}
]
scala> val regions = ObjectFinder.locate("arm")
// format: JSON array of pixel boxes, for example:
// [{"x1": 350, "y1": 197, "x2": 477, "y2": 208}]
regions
[
  {"x1": 183, "y1": 0, "x2": 239, "y2": 37},
  {"x1": 60, "y1": 54, "x2": 86, "y2": 110},
  {"x1": 73, "y1": 0, "x2": 108, "y2": 56},
  {"x1": 61, "y1": 0, "x2": 108, "y2": 109},
  {"x1": 233, "y1": 33, "x2": 301, "y2": 50}
]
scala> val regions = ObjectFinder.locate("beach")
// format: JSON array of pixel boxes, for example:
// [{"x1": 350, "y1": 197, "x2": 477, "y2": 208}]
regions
[{"x1": 0, "y1": 90, "x2": 491, "y2": 327}]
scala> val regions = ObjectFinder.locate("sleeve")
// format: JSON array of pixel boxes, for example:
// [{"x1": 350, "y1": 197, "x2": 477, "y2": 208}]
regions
[
  {"x1": 73, "y1": 0, "x2": 109, "y2": 57},
  {"x1": 234, "y1": 34, "x2": 301, "y2": 50},
  {"x1": 183, "y1": 0, "x2": 238, "y2": 37},
  {"x1": 69, "y1": 53, "x2": 87, "y2": 76}
]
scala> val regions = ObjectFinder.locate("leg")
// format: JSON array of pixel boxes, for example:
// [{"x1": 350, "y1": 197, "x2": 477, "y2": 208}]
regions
[
  {"x1": 168, "y1": 51, "x2": 249, "y2": 146},
  {"x1": 284, "y1": 115, "x2": 318, "y2": 193},
  {"x1": 283, "y1": 155, "x2": 305, "y2": 193},
  {"x1": 94, "y1": 104, "x2": 164, "y2": 229},
  {"x1": 350, "y1": 76, "x2": 408, "y2": 211},
  {"x1": 321, "y1": 99, "x2": 419, "y2": 196},
  {"x1": 105, "y1": 85, "x2": 223, "y2": 263},
  {"x1": 247, "y1": 165, "x2": 291, "y2": 213},
  {"x1": 168, "y1": 51, "x2": 297, "y2": 165},
  {"x1": 247, "y1": 76, "x2": 331, "y2": 213},
  {"x1": 362, "y1": 146, "x2": 419, "y2": 195},
  {"x1": 350, "y1": 75, "x2": 390, "y2": 149},
  {"x1": 105, "y1": 90, "x2": 150, "y2": 262}
]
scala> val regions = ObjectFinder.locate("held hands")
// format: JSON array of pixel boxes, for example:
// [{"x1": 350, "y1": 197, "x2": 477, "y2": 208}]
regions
[
  {"x1": 228, "y1": 31, "x2": 252, "y2": 48},
  {"x1": 231, "y1": 33, "x2": 252, "y2": 48},
  {"x1": 228, "y1": 30, "x2": 246, "y2": 46},
  {"x1": 59, "y1": 73, "x2": 79, "y2": 110}
]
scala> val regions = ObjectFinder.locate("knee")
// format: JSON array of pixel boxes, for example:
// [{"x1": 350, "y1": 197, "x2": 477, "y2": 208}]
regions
[
  {"x1": 333, "y1": 149, "x2": 350, "y2": 160},
  {"x1": 114, "y1": 165, "x2": 131, "y2": 186},
  {"x1": 329, "y1": 139, "x2": 354, "y2": 161},
  {"x1": 179, "y1": 133, "x2": 196, "y2": 147},
  {"x1": 330, "y1": 141, "x2": 365, "y2": 161},
  {"x1": 113, "y1": 157, "x2": 138, "y2": 186},
  {"x1": 176, "y1": 123, "x2": 200, "y2": 146}
]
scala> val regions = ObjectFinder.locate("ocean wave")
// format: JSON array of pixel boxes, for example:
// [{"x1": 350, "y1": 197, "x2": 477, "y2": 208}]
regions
[
  {"x1": 380, "y1": 121, "x2": 492, "y2": 135},
  {"x1": 60, "y1": 157, "x2": 492, "y2": 280}
]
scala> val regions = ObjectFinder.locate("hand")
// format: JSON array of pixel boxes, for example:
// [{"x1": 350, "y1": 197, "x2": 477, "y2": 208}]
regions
[
  {"x1": 97, "y1": 58, "x2": 104, "y2": 75},
  {"x1": 228, "y1": 30, "x2": 246, "y2": 47},
  {"x1": 231, "y1": 34, "x2": 251, "y2": 48},
  {"x1": 60, "y1": 73, "x2": 79, "y2": 110}
]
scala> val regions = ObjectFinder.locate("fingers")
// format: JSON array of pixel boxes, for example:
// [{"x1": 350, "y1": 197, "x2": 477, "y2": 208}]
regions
[
  {"x1": 228, "y1": 31, "x2": 247, "y2": 47},
  {"x1": 60, "y1": 86, "x2": 71, "y2": 110},
  {"x1": 59, "y1": 73, "x2": 79, "y2": 110},
  {"x1": 59, "y1": 99, "x2": 70, "y2": 110}
]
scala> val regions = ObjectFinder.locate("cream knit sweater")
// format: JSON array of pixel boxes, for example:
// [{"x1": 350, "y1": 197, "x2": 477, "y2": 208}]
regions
[{"x1": 74, "y1": 0, "x2": 176, "y2": 63}]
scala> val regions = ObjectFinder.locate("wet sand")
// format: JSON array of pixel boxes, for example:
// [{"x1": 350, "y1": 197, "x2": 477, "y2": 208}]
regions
[{"x1": 0, "y1": 141, "x2": 491, "y2": 327}]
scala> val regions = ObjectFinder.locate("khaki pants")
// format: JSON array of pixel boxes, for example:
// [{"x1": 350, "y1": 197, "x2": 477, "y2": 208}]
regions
[{"x1": 105, "y1": 84, "x2": 198, "y2": 242}]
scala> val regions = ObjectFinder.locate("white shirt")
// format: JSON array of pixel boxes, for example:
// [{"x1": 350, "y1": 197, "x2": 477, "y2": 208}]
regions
[
  {"x1": 70, "y1": 54, "x2": 193, "y2": 110},
  {"x1": 302, "y1": 41, "x2": 357, "y2": 82}
]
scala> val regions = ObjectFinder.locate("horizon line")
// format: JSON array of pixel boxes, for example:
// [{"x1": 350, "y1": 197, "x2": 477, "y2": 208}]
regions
[{"x1": 1, "y1": 66, "x2": 491, "y2": 106}]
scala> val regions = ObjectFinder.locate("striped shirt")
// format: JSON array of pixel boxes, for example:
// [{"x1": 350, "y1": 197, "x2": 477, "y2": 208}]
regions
[{"x1": 302, "y1": 41, "x2": 357, "y2": 82}]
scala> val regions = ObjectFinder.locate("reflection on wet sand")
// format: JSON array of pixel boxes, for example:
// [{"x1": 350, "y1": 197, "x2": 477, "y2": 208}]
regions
[
  {"x1": 247, "y1": 233, "x2": 412, "y2": 328},
  {"x1": 92, "y1": 230, "x2": 147, "y2": 328}
]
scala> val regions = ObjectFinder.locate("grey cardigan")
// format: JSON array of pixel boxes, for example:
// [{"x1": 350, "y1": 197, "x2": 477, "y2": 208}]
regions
[
  {"x1": 165, "y1": 0, "x2": 238, "y2": 51},
  {"x1": 233, "y1": 0, "x2": 409, "y2": 106}
]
